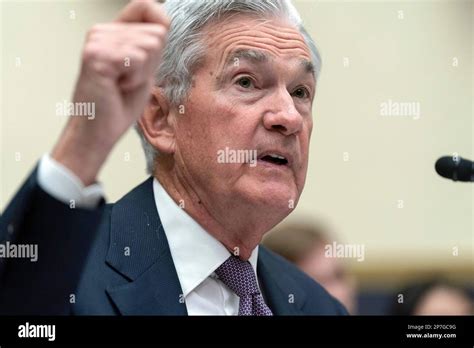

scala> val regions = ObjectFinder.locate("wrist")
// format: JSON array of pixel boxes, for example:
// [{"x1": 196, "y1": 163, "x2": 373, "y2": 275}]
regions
[{"x1": 52, "y1": 120, "x2": 115, "y2": 186}]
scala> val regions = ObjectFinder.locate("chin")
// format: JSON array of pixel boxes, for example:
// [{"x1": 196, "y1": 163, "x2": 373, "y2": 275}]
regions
[{"x1": 240, "y1": 180, "x2": 299, "y2": 211}]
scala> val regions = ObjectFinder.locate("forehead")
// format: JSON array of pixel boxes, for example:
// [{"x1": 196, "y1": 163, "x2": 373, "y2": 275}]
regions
[{"x1": 202, "y1": 15, "x2": 312, "y2": 68}]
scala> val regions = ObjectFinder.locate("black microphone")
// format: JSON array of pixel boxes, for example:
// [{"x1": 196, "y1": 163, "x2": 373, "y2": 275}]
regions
[{"x1": 435, "y1": 156, "x2": 474, "y2": 182}]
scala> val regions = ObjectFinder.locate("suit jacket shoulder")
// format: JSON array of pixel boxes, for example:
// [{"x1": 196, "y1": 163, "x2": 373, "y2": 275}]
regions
[{"x1": 258, "y1": 246, "x2": 349, "y2": 315}]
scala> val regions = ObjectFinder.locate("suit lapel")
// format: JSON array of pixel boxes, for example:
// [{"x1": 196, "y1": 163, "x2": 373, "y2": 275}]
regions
[
  {"x1": 105, "y1": 177, "x2": 187, "y2": 315},
  {"x1": 257, "y1": 247, "x2": 307, "y2": 315}
]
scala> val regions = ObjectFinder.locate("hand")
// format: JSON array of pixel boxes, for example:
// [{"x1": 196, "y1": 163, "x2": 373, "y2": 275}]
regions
[{"x1": 52, "y1": 0, "x2": 170, "y2": 185}]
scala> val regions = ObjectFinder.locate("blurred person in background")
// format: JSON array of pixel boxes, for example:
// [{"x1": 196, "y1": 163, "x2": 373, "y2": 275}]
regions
[
  {"x1": 389, "y1": 279, "x2": 473, "y2": 315},
  {"x1": 263, "y1": 222, "x2": 358, "y2": 314}
]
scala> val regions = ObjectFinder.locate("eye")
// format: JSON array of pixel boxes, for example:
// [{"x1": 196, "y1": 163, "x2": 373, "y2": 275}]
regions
[
  {"x1": 236, "y1": 76, "x2": 254, "y2": 89},
  {"x1": 292, "y1": 87, "x2": 310, "y2": 99}
]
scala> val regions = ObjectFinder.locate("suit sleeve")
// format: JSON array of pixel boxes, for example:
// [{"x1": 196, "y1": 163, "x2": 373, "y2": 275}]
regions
[{"x1": 0, "y1": 165, "x2": 106, "y2": 315}]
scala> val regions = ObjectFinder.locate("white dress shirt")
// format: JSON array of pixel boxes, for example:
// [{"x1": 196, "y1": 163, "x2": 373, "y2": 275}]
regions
[{"x1": 37, "y1": 154, "x2": 260, "y2": 315}]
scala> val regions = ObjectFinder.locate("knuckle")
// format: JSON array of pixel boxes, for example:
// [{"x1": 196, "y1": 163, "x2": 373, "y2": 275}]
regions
[
  {"x1": 82, "y1": 44, "x2": 100, "y2": 62},
  {"x1": 89, "y1": 23, "x2": 105, "y2": 35},
  {"x1": 141, "y1": 24, "x2": 167, "y2": 42},
  {"x1": 91, "y1": 61, "x2": 109, "y2": 76},
  {"x1": 144, "y1": 36, "x2": 162, "y2": 51},
  {"x1": 111, "y1": 52, "x2": 127, "y2": 66},
  {"x1": 86, "y1": 24, "x2": 108, "y2": 42},
  {"x1": 154, "y1": 25, "x2": 168, "y2": 39},
  {"x1": 134, "y1": 50, "x2": 148, "y2": 64}
]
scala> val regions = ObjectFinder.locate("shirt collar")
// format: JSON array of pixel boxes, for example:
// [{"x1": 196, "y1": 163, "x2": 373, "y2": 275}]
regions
[{"x1": 153, "y1": 178, "x2": 259, "y2": 297}]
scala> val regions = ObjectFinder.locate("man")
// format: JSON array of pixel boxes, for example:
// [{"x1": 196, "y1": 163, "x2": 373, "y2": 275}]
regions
[{"x1": 0, "y1": 0, "x2": 347, "y2": 315}]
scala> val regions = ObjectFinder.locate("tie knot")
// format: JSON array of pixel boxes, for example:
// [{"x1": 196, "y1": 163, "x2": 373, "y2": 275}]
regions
[{"x1": 215, "y1": 255, "x2": 260, "y2": 297}]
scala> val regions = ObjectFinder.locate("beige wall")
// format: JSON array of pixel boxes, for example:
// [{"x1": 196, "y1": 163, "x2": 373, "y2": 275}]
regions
[{"x1": 1, "y1": 0, "x2": 472, "y2": 275}]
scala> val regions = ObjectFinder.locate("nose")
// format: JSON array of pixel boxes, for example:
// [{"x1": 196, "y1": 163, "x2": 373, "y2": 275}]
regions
[{"x1": 262, "y1": 88, "x2": 303, "y2": 136}]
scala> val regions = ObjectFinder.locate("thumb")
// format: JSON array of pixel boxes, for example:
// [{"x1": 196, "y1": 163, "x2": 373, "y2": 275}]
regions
[{"x1": 116, "y1": 0, "x2": 170, "y2": 26}]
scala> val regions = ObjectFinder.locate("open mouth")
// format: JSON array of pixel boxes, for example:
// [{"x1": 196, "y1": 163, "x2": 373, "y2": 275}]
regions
[{"x1": 259, "y1": 154, "x2": 289, "y2": 166}]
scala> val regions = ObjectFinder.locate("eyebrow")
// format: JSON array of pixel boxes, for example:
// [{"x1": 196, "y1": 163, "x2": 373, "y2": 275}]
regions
[
  {"x1": 222, "y1": 48, "x2": 315, "y2": 78},
  {"x1": 225, "y1": 48, "x2": 270, "y2": 66}
]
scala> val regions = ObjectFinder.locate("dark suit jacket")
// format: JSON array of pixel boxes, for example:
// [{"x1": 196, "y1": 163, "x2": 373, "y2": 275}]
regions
[{"x1": 0, "y1": 167, "x2": 348, "y2": 315}]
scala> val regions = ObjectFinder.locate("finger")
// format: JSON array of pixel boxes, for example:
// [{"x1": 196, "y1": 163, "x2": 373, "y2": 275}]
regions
[
  {"x1": 117, "y1": 47, "x2": 157, "y2": 92},
  {"x1": 116, "y1": 0, "x2": 170, "y2": 27},
  {"x1": 87, "y1": 24, "x2": 167, "y2": 48},
  {"x1": 87, "y1": 30, "x2": 165, "y2": 69},
  {"x1": 89, "y1": 22, "x2": 167, "y2": 37}
]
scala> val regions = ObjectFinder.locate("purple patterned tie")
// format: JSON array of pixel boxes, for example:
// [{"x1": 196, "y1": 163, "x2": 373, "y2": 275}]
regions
[{"x1": 215, "y1": 255, "x2": 273, "y2": 316}]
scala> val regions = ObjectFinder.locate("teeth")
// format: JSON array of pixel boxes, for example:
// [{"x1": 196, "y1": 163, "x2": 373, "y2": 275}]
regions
[{"x1": 268, "y1": 154, "x2": 286, "y2": 160}]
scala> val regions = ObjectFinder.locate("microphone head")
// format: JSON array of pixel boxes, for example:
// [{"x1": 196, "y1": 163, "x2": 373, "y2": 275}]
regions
[{"x1": 435, "y1": 156, "x2": 473, "y2": 182}]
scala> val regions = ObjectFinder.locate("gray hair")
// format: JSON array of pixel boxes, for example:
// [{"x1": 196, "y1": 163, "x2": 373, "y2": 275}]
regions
[{"x1": 136, "y1": 0, "x2": 322, "y2": 174}]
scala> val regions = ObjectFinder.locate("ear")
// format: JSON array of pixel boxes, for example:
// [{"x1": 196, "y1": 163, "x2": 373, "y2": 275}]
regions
[{"x1": 138, "y1": 87, "x2": 176, "y2": 155}]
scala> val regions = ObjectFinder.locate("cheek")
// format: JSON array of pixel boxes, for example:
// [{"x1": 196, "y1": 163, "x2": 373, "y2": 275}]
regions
[
  {"x1": 307, "y1": 118, "x2": 314, "y2": 138},
  {"x1": 304, "y1": 119, "x2": 313, "y2": 152},
  {"x1": 175, "y1": 97, "x2": 242, "y2": 171},
  {"x1": 300, "y1": 125, "x2": 312, "y2": 162},
  {"x1": 192, "y1": 93, "x2": 255, "y2": 147},
  {"x1": 296, "y1": 124, "x2": 312, "y2": 186}
]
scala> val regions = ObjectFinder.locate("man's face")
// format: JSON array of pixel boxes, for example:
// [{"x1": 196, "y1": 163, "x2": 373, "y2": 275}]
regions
[{"x1": 173, "y1": 16, "x2": 315, "y2": 214}]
